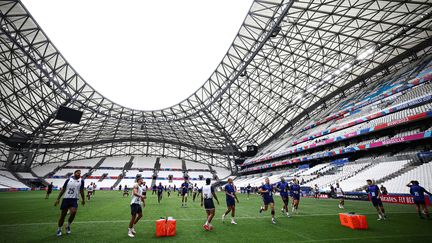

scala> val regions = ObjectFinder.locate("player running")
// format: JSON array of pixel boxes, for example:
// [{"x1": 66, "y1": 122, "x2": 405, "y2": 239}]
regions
[
  {"x1": 45, "y1": 182, "x2": 53, "y2": 199},
  {"x1": 290, "y1": 179, "x2": 301, "y2": 214},
  {"x1": 86, "y1": 183, "x2": 94, "y2": 201},
  {"x1": 157, "y1": 182, "x2": 164, "y2": 204},
  {"x1": 366, "y1": 179, "x2": 387, "y2": 220},
  {"x1": 259, "y1": 177, "x2": 276, "y2": 224},
  {"x1": 335, "y1": 183, "x2": 345, "y2": 209},
  {"x1": 276, "y1": 177, "x2": 290, "y2": 217},
  {"x1": 246, "y1": 184, "x2": 252, "y2": 200},
  {"x1": 193, "y1": 183, "x2": 199, "y2": 202},
  {"x1": 181, "y1": 180, "x2": 189, "y2": 207},
  {"x1": 222, "y1": 178, "x2": 239, "y2": 224},
  {"x1": 167, "y1": 185, "x2": 172, "y2": 197},
  {"x1": 128, "y1": 176, "x2": 146, "y2": 238},
  {"x1": 54, "y1": 170, "x2": 85, "y2": 237},
  {"x1": 407, "y1": 180, "x2": 432, "y2": 219},
  {"x1": 123, "y1": 185, "x2": 129, "y2": 197},
  {"x1": 201, "y1": 178, "x2": 220, "y2": 231},
  {"x1": 314, "y1": 184, "x2": 320, "y2": 199}
]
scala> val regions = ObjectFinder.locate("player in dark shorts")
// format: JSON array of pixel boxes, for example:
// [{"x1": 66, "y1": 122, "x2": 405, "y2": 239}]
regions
[
  {"x1": 123, "y1": 185, "x2": 129, "y2": 197},
  {"x1": 181, "y1": 180, "x2": 189, "y2": 207},
  {"x1": 407, "y1": 180, "x2": 432, "y2": 219},
  {"x1": 246, "y1": 184, "x2": 252, "y2": 200},
  {"x1": 157, "y1": 182, "x2": 164, "y2": 204},
  {"x1": 46, "y1": 182, "x2": 54, "y2": 199},
  {"x1": 290, "y1": 179, "x2": 301, "y2": 214},
  {"x1": 128, "y1": 177, "x2": 146, "y2": 238},
  {"x1": 201, "y1": 178, "x2": 220, "y2": 231},
  {"x1": 222, "y1": 178, "x2": 239, "y2": 224},
  {"x1": 366, "y1": 179, "x2": 386, "y2": 220},
  {"x1": 193, "y1": 183, "x2": 199, "y2": 202},
  {"x1": 54, "y1": 170, "x2": 85, "y2": 237},
  {"x1": 276, "y1": 177, "x2": 290, "y2": 217},
  {"x1": 259, "y1": 177, "x2": 276, "y2": 224}
]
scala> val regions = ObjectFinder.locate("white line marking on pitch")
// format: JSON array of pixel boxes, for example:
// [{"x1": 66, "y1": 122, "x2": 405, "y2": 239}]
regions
[{"x1": 0, "y1": 212, "x2": 416, "y2": 227}]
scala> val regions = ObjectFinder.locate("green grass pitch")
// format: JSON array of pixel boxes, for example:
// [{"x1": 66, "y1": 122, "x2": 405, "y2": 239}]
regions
[{"x1": 0, "y1": 190, "x2": 431, "y2": 242}]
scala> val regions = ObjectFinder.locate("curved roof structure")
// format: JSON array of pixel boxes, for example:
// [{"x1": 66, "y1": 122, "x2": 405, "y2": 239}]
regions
[{"x1": 1, "y1": 0, "x2": 431, "y2": 168}]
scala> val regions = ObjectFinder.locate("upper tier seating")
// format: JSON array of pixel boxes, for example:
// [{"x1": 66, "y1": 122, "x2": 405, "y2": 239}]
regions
[
  {"x1": 384, "y1": 162, "x2": 432, "y2": 194},
  {"x1": 159, "y1": 158, "x2": 182, "y2": 169},
  {"x1": 100, "y1": 156, "x2": 130, "y2": 168},
  {"x1": 32, "y1": 162, "x2": 66, "y2": 177},
  {"x1": 67, "y1": 158, "x2": 100, "y2": 167},
  {"x1": 0, "y1": 170, "x2": 29, "y2": 188},
  {"x1": 185, "y1": 160, "x2": 209, "y2": 170},
  {"x1": 131, "y1": 156, "x2": 157, "y2": 169}
]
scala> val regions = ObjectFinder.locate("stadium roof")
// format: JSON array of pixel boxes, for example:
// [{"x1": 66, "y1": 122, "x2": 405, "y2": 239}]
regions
[{"x1": 1, "y1": 0, "x2": 431, "y2": 167}]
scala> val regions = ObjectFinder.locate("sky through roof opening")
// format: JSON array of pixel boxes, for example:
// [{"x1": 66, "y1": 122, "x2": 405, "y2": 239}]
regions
[{"x1": 22, "y1": 0, "x2": 253, "y2": 110}]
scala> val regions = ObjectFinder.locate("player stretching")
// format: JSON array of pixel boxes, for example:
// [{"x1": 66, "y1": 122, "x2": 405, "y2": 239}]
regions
[
  {"x1": 366, "y1": 179, "x2": 386, "y2": 220},
  {"x1": 201, "y1": 178, "x2": 219, "y2": 231},
  {"x1": 54, "y1": 170, "x2": 85, "y2": 237},
  {"x1": 181, "y1": 180, "x2": 189, "y2": 207},
  {"x1": 128, "y1": 176, "x2": 146, "y2": 238},
  {"x1": 336, "y1": 183, "x2": 345, "y2": 209},
  {"x1": 276, "y1": 177, "x2": 290, "y2": 217},
  {"x1": 157, "y1": 182, "x2": 164, "y2": 204},
  {"x1": 290, "y1": 179, "x2": 301, "y2": 214},
  {"x1": 222, "y1": 178, "x2": 239, "y2": 224},
  {"x1": 259, "y1": 177, "x2": 276, "y2": 224},
  {"x1": 407, "y1": 180, "x2": 432, "y2": 219}
]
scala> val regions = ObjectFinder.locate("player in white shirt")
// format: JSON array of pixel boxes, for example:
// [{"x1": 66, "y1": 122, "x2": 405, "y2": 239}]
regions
[
  {"x1": 86, "y1": 183, "x2": 94, "y2": 201},
  {"x1": 128, "y1": 176, "x2": 146, "y2": 238},
  {"x1": 54, "y1": 170, "x2": 85, "y2": 237},
  {"x1": 193, "y1": 183, "x2": 199, "y2": 202},
  {"x1": 200, "y1": 178, "x2": 219, "y2": 231},
  {"x1": 335, "y1": 183, "x2": 345, "y2": 209}
]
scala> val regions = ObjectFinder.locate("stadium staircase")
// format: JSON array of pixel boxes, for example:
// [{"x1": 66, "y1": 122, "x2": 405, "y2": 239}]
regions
[
  {"x1": 85, "y1": 157, "x2": 106, "y2": 178},
  {"x1": 181, "y1": 159, "x2": 187, "y2": 172},
  {"x1": 151, "y1": 158, "x2": 161, "y2": 187},
  {"x1": 112, "y1": 157, "x2": 134, "y2": 189},
  {"x1": 7, "y1": 170, "x2": 32, "y2": 188}
]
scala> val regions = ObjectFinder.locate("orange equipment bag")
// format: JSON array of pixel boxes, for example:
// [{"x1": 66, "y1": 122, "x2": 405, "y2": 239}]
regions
[
  {"x1": 166, "y1": 219, "x2": 176, "y2": 236},
  {"x1": 156, "y1": 218, "x2": 177, "y2": 237},
  {"x1": 156, "y1": 219, "x2": 167, "y2": 237},
  {"x1": 339, "y1": 213, "x2": 368, "y2": 230}
]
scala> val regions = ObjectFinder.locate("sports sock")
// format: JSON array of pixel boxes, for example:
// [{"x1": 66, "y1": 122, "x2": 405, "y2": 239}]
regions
[{"x1": 271, "y1": 210, "x2": 275, "y2": 216}]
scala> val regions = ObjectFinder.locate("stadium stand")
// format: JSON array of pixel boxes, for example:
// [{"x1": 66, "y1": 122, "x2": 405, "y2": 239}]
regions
[{"x1": 131, "y1": 156, "x2": 157, "y2": 169}]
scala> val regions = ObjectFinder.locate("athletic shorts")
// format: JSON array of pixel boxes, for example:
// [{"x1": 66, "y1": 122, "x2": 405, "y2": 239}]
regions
[
  {"x1": 414, "y1": 199, "x2": 426, "y2": 206},
  {"x1": 204, "y1": 199, "x2": 215, "y2": 210},
  {"x1": 281, "y1": 195, "x2": 289, "y2": 204},
  {"x1": 130, "y1": 203, "x2": 142, "y2": 215},
  {"x1": 371, "y1": 197, "x2": 383, "y2": 207},
  {"x1": 47, "y1": 190, "x2": 52, "y2": 194},
  {"x1": 182, "y1": 191, "x2": 188, "y2": 197},
  {"x1": 263, "y1": 197, "x2": 274, "y2": 205},
  {"x1": 60, "y1": 198, "x2": 78, "y2": 210},
  {"x1": 292, "y1": 195, "x2": 300, "y2": 201},
  {"x1": 337, "y1": 195, "x2": 344, "y2": 199},
  {"x1": 226, "y1": 198, "x2": 235, "y2": 207}
]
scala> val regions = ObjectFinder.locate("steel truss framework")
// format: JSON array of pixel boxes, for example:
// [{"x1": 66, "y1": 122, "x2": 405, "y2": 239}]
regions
[{"x1": 0, "y1": 0, "x2": 431, "y2": 169}]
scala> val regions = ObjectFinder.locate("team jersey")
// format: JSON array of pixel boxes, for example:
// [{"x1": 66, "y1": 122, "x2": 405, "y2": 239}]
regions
[
  {"x1": 181, "y1": 182, "x2": 189, "y2": 192},
  {"x1": 225, "y1": 184, "x2": 235, "y2": 200},
  {"x1": 277, "y1": 181, "x2": 289, "y2": 197},
  {"x1": 290, "y1": 184, "x2": 301, "y2": 197},
  {"x1": 366, "y1": 185, "x2": 380, "y2": 198},
  {"x1": 62, "y1": 177, "x2": 84, "y2": 199},
  {"x1": 157, "y1": 185, "x2": 164, "y2": 193},
  {"x1": 409, "y1": 185, "x2": 428, "y2": 201},
  {"x1": 246, "y1": 185, "x2": 251, "y2": 192},
  {"x1": 202, "y1": 185, "x2": 214, "y2": 199},
  {"x1": 87, "y1": 185, "x2": 94, "y2": 192},
  {"x1": 193, "y1": 186, "x2": 199, "y2": 192},
  {"x1": 336, "y1": 187, "x2": 344, "y2": 197},
  {"x1": 260, "y1": 184, "x2": 274, "y2": 200},
  {"x1": 130, "y1": 183, "x2": 144, "y2": 205}
]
